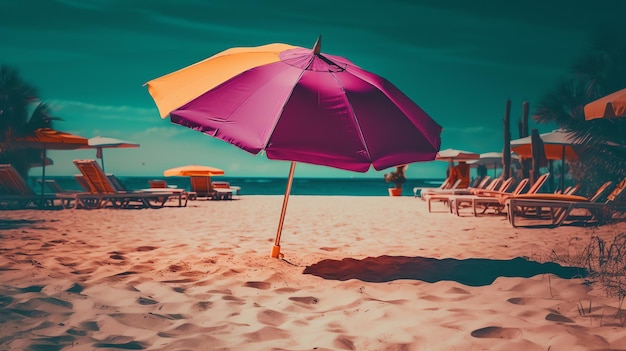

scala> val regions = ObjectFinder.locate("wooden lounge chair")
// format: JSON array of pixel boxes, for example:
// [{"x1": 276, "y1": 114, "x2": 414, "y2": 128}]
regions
[
  {"x1": 443, "y1": 177, "x2": 518, "y2": 216},
  {"x1": 425, "y1": 177, "x2": 501, "y2": 213},
  {"x1": 58, "y1": 160, "x2": 188, "y2": 209},
  {"x1": 149, "y1": 179, "x2": 168, "y2": 188},
  {"x1": 190, "y1": 177, "x2": 234, "y2": 200},
  {"x1": 505, "y1": 179, "x2": 623, "y2": 227},
  {"x1": 420, "y1": 179, "x2": 463, "y2": 201},
  {"x1": 413, "y1": 177, "x2": 456, "y2": 198},
  {"x1": 36, "y1": 179, "x2": 79, "y2": 193},
  {"x1": 212, "y1": 181, "x2": 241, "y2": 198},
  {"x1": 458, "y1": 173, "x2": 551, "y2": 217},
  {"x1": 0, "y1": 164, "x2": 58, "y2": 209}
]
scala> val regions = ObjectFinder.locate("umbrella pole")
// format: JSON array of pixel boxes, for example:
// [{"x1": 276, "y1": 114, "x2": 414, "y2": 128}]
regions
[
  {"x1": 98, "y1": 148, "x2": 105, "y2": 172},
  {"x1": 40, "y1": 144, "x2": 47, "y2": 208},
  {"x1": 271, "y1": 161, "x2": 296, "y2": 258},
  {"x1": 560, "y1": 146, "x2": 565, "y2": 192}
]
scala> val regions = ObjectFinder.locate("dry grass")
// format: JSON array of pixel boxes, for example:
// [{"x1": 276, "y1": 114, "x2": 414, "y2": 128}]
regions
[
  {"x1": 551, "y1": 233, "x2": 626, "y2": 298},
  {"x1": 550, "y1": 233, "x2": 626, "y2": 326}
]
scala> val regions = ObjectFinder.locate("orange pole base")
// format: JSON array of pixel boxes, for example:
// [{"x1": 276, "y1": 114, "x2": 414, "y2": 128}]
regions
[{"x1": 270, "y1": 245, "x2": 281, "y2": 258}]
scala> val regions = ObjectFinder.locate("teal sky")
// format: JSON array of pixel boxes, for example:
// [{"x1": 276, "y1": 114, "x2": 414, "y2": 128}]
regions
[{"x1": 2, "y1": 0, "x2": 623, "y2": 178}]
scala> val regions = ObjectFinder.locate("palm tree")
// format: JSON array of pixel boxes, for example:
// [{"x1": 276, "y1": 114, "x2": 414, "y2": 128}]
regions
[
  {"x1": 533, "y1": 25, "x2": 626, "y2": 194},
  {"x1": 0, "y1": 65, "x2": 57, "y2": 178}
]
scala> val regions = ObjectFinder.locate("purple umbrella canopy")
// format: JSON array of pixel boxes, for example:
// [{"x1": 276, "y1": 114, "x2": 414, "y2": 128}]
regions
[
  {"x1": 146, "y1": 36, "x2": 443, "y2": 257},
  {"x1": 148, "y1": 36, "x2": 442, "y2": 172}
]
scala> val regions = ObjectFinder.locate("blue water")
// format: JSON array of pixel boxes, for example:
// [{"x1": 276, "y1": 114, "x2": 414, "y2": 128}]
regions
[{"x1": 32, "y1": 176, "x2": 445, "y2": 196}]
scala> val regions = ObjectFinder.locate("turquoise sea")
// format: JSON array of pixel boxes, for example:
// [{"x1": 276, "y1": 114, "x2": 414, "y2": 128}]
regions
[{"x1": 32, "y1": 176, "x2": 445, "y2": 197}]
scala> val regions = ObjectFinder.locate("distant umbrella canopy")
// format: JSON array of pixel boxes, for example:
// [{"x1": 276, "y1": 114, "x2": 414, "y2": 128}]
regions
[
  {"x1": 510, "y1": 129, "x2": 580, "y2": 161},
  {"x1": 88, "y1": 136, "x2": 140, "y2": 172},
  {"x1": 163, "y1": 165, "x2": 225, "y2": 177},
  {"x1": 468, "y1": 152, "x2": 519, "y2": 176},
  {"x1": 435, "y1": 148, "x2": 481, "y2": 162},
  {"x1": 584, "y1": 88, "x2": 626, "y2": 120},
  {"x1": 16, "y1": 128, "x2": 89, "y2": 150}
]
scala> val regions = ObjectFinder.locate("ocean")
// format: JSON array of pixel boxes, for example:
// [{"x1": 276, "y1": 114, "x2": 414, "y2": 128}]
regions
[{"x1": 34, "y1": 176, "x2": 445, "y2": 197}]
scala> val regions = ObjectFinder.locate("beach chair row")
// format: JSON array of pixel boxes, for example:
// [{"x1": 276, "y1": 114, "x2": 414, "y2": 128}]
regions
[
  {"x1": 419, "y1": 173, "x2": 626, "y2": 228},
  {"x1": 0, "y1": 161, "x2": 191, "y2": 210}
]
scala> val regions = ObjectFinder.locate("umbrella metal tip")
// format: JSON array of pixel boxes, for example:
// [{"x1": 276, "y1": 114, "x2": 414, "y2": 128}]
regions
[{"x1": 312, "y1": 35, "x2": 322, "y2": 55}]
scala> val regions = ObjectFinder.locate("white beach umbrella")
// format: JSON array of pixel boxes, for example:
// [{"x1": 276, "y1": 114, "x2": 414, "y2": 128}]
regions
[
  {"x1": 88, "y1": 136, "x2": 140, "y2": 172},
  {"x1": 468, "y1": 152, "x2": 519, "y2": 177}
]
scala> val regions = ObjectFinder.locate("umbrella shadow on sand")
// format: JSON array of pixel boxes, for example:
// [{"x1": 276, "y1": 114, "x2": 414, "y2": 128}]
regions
[{"x1": 303, "y1": 256, "x2": 586, "y2": 286}]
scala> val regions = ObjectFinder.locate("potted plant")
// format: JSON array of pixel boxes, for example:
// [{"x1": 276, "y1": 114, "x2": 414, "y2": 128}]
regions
[{"x1": 384, "y1": 164, "x2": 407, "y2": 196}]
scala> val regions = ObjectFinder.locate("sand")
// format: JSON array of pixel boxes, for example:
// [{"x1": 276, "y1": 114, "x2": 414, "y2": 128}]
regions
[{"x1": 0, "y1": 195, "x2": 625, "y2": 350}]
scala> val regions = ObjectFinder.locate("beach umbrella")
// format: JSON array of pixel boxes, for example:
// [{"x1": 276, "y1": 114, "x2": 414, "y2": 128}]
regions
[
  {"x1": 468, "y1": 152, "x2": 518, "y2": 177},
  {"x1": 584, "y1": 88, "x2": 626, "y2": 120},
  {"x1": 510, "y1": 129, "x2": 580, "y2": 161},
  {"x1": 510, "y1": 129, "x2": 582, "y2": 190},
  {"x1": 435, "y1": 148, "x2": 480, "y2": 162},
  {"x1": 435, "y1": 148, "x2": 480, "y2": 177},
  {"x1": 163, "y1": 165, "x2": 225, "y2": 177},
  {"x1": 15, "y1": 128, "x2": 89, "y2": 203},
  {"x1": 145, "y1": 36, "x2": 442, "y2": 257},
  {"x1": 88, "y1": 136, "x2": 140, "y2": 172}
]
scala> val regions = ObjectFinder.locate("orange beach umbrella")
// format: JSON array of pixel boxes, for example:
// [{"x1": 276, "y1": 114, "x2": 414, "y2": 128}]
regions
[
  {"x1": 16, "y1": 128, "x2": 90, "y2": 150},
  {"x1": 584, "y1": 88, "x2": 626, "y2": 120},
  {"x1": 15, "y1": 128, "x2": 89, "y2": 202},
  {"x1": 510, "y1": 129, "x2": 580, "y2": 161},
  {"x1": 163, "y1": 165, "x2": 225, "y2": 177}
]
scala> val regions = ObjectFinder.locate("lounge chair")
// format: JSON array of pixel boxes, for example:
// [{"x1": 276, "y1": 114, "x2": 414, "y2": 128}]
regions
[
  {"x1": 149, "y1": 179, "x2": 168, "y2": 188},
  {"x1": 425, "y1": 177, "x2": 500, "y2": 213},
  {"x1": 496, "y1": 173, "x2": 551, "y2": 205},
  {"x1": 0, "y1": 164, "x2": 58, "y2": 209},
  {"x1": 190, "y1": 177, "x2": 234, "y2": 200},
  {"x1": 58, "y1": 160, "x2": 189, "y2": 209},
  {"x1": 505, "y1": 179, "x2": 623, "y2": 227},
  {"x1": 465, "y1": 173, "x2": 551, "y2": 216},
  {"x1": 420, "y1": 179, "x2": 463, "y2": 201},
  {"x1": 37, "y1": 179, "x2": 78, "y2": 193},
  {"x1": 447, "y1": 174, "x2": 549, "y2": 217},
  {"x1": 413, "y1": 177, "x2": 455, "y2": 198},
  {"x1": 443, "y1": 177, "x2": 519, "y2": 216},
  {"x1": 213, "y1": 181, "x2": 241, "y2": 198}
]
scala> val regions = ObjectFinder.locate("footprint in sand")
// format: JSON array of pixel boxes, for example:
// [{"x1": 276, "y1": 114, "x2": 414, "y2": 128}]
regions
[
  {"x1": 79, "y1": 320, "x2": 100, "y2": 331},
  {"x1": 193, "y1": 301, "x2": 212, "y2": 311},
  {"x1": 244, "y1": 281, "x2": 271, "y2": 290},
  {"x1": 66, "y1": 327, "x2": 88, "y2": 336},
  {"x1": 257, "y1": 309, "x2": 287, "y2": 326},
  {"x1": 545, "y1": 312, "x2": 574, "y2": 323},
  {"x1": 66, "y1": 283, "x2": 83, "y2": 294},
  {"x1": 445, "y1": 287, "x2": 471, "y2": 295},
  {"x1": 471, "y1": 326, "x2": 521, "y2": 339},
  {"x1": 137, "y1": 297, "x2": 158, "y2": 305},
  {"x1": 333, "y1": 335, "x2": 356, "y2": 350},
  {"x1": 135, "y1": 245, "x2": 158, "y2": 252},
  {"x1": 507, "y1": 297, "x2": 527, "y2": 305},
  {"x1": 94, "y1": 341, "x2": 147, "y2": 349},
  {"x1": 289, "y1": 296, "x2": 319, "y2": 304}
]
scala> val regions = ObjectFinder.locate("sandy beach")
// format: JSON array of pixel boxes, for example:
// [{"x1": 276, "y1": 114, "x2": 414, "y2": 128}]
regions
[{"x1": 1, "y1": 195, "x2": 625, "y2": 350}]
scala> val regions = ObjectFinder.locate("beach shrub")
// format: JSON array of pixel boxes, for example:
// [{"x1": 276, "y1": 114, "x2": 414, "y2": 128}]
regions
[
  {"x1": 384, "y1": 165, "x2": 407, "y2": 189},
  {"x1": 551, "y1": 234, "x2": 626, "y2": 299}
]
